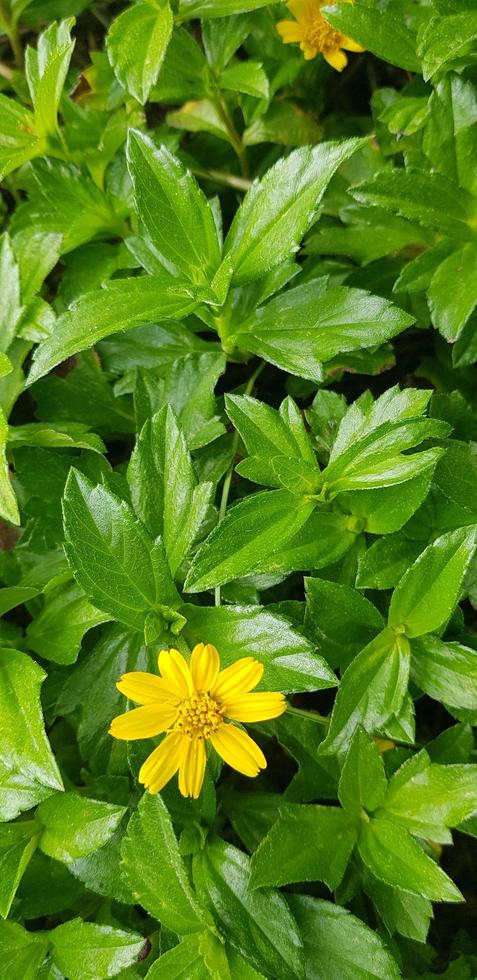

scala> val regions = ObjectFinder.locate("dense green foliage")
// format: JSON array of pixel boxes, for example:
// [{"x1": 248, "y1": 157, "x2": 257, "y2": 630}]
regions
[{"x1": 0, "y1": 0, "x2": 477, "y2": 977}]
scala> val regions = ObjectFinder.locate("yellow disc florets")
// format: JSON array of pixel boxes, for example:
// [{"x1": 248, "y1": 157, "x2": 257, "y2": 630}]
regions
[
  {"x1": 175, "y1": 692, "x2": 225, "y2": 739},
  {"x1": 306, "y1": 17, "x2": 344, "y2": 53}
]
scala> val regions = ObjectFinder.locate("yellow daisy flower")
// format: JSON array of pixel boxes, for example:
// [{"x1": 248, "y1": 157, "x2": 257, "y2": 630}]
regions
[
  {"x1": 277, "y1": 0, "x2": 364, "y2": 70},
  {"x1": 109, "y1": 643, "x2": 287, "y2": 799}
]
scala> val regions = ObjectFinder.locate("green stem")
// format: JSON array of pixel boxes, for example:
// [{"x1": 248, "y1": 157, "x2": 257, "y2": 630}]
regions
[
  {"x1": 212, "y1": 88, "x2": 250, "y2": 180},
  {"x1": 214, "y1": 360, "x2": 265, "y2": 607},
  {"x1": 190, "y1": 165, "x2": 251, "y2": 193},
  {"x1": 286, "y1": 705, "x2": 329, "y2": 725},
  {"x1": 0, "y1": 5, "x2": 23, "y2": 68}
]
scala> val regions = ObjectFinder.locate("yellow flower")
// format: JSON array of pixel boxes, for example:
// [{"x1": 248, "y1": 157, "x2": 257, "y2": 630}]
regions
[
  {"x1": 277, "y1": 0, "x2": 364, "y2": 70},
  {"x1": 109, "y1": 643, "x2": 287, "y2": 799}
]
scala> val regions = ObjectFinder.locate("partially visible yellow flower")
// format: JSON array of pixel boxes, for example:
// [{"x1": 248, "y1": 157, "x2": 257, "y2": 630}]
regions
[
  {"x1": 277, "y1": 0, "x2": 364, "y2": 70},
  {"x1": 109, "y1": 643, "x2": 286, "y2": 799}
]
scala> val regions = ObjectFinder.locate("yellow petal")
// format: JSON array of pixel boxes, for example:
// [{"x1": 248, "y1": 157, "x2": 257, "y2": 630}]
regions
[
  {"x1": 276, "y1": 19, "x2": 305, "y2": 43},
  {"x1": 158, "y1": 648, "x2": 193, "y2": 699},
  {"x1": 190, "y1": 643, "x2": 220, "y2": 692},
  {"x1": 288, "y1": 0, "x2": 317, "y2": 24},
  {"x1": 178, "y1": 738, "x2": 207, "y2": 799},
  {"x1": 302, "y1": 42, "x2": 318, "y2": 59},
  {"x1": 342, "y1": 36, "x2": 365, "y2": 52},
  {"x1": 139, "y1": 730, "x2": 188, "y2": 793},
  {"x1": 224, "y1": 692, "x2": 287, "y2": 723},
  {"x1": 109, "y1": 704, "x2": 178, "y2": 741},
  {"x1": 212, "y1": 657, "x2": 264, "y2": 701},
  {"x1": 323, "y1": 48, "x2": 348, "y2": 70},
  {"x1": 210, "y1": 723, "x2": 267, "y2": 777},
  {"x1": 116, "y1": 671, "x2": 179, "y2": 705}
]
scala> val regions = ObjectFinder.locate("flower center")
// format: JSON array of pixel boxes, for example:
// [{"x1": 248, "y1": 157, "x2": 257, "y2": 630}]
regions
[
  {"x1": 305, "y1": 15, "x2": 343, "y2": 53},
  {"x1": 175, "y1": 692, "x2": 224, "y2": 739}
]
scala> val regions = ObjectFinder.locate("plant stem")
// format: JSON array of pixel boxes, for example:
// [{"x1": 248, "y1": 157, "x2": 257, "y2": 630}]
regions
[
  {"x1": 286, "y1": 705, "x2": 329, "y2": 725},
  {"x1": 214, "y1": 360, "x2": 265, "y2": 607},
  {"x1": 213, "y1": 88, "x2": 250, "y2": 180},
  {"x1": 190, "y1": 166, "x2": 251, "y2": 193}
]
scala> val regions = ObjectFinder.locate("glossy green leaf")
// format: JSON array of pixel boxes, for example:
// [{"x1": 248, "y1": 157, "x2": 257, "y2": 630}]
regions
[
  {"x1": 50, "y1": 919, "x2": 145, "y2": 980},
  {"x1": 27, "y1": 277, "x2": 198, "y2": 387},
  {"x1": 250, "y1": 804, "x2": 358, "y2": 890},
  {"x1": 63, "y1": 469, "x2": 179, "y2": 630},
  {"x1": 193, "y1": 838, "x2": 305, "y2": 980},
  {"x1": 181, "y1": 602, "x2": 337, "y2": 693},
  {"x1": 107, "y1": 1, "x2": 173, "y2": 104},
  {"x1": 37, "y1": 791, "x2": 126, "y2": 862},
  {"x1": 128, "y1": 406, "x2": 213, "y2": 576},
  {"x1": 338, "y1": 727, "x2": 387, "y2": 814},
  {"x1": 0, "y1": 823, "x2": 39, "y2": 918},
  {"x1": 419, "y1": 11, "x2": 477, "y2": 80},
  {"x1": 357, "y1": 817, "x2": 462, "y2": 902},
  {"x1": 220, "y1": 138, "x2": 367, "y2": 285},
  {"x1": 323, "y1": 2, "x2": 419, "y2": 70},
  {"x1": 288, "y1": 895, "x2": 401, "y2": 980},
  {"x1": 388, "y1": 526, "x2": 477, "y2": 637},
  {"x1": 229, "y1": 284, "x2": 414, "y2": 381},
  {"x1": 0, "y1": 921, "x2": 49, "y2": 980},
  {"x1": 26, "y1": 579, "x2": 110, "y2": 664},
  {"x1": 411, "y1": 634, "x2": 477, "y2": 710},
  {"x1": 0, "y1": 648, "x2": 63, "y2": 821},
  {"x1": 121, "y1": 793, "x2": 209, "y2": 934},
  {"x1": 319, "y1": 628, "x2": 410, "y2": 756},
  {"x1": 127, "y1": 130, "x2": 220, "y2": 284},
  {"x1": 185, "y1": 490, "x2": 316, "y2": 592}
]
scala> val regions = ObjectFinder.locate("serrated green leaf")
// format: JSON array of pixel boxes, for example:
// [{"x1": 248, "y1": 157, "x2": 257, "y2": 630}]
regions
[
  {"x1": 121, "y1": 793, "x2": 209, "y2": 934},
  {"x1": 107, "y1": 2, "x2": 173, "y2": 104}
]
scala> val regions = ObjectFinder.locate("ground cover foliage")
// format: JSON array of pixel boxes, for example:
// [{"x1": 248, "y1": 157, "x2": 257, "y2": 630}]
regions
[{"x1": 0, "y1": 0, "x2": 477, "y2": 977}]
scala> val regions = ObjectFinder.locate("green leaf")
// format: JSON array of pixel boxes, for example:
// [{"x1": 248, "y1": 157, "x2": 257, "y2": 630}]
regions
[
  {"x1": 185, "y1": 490, "x2": 316, "y2": 592},
  {"x1": 220, "y1": 61, "x2": 269, "y2": 100},
  {"x1": 428, "y1": 243, "x2": 477, "y2": 341},
  {"x1": 357, "y1": 817, "x2": 462, "y2": 902},
  {"x1": 37, "y1": 791, "x2": 126, "y2": 862},
  {"x1": 225, "y1": 393, "x2": 316, "y2": 485},
  {"x1": 57, "y1": 624, "x2": 148, "y2": 773},
  {"x1": 418, "y1": 10, "x2": 477, "y2": 80},
  {"x1": 145, "y1": 932, "x2": 223, "y2": 979},
  {"x1": 250, "y1": 804, "x2": 358, "y2": 891},
  {"x1": 63, "y1": 469, "x2": 179, "y2": 631},
  {"x1": 338, "y1": 727, "x2": 387, "y2": 814},
  {"x1": 0, "y1": 93, "x2": 44, "y2": 180},
  {"x1": 229, "y1": 284, "x2": 414, "y2": 382},
  {"x1": 388, "y1": 526, "x2": 477, "y2": 637},
  {"x1": 362, "y1": 869, "x2": 433, "y2": 943},
  {"x1": 128, "y1": 406, "x2": 213, "y2": 577},
  {"x1": 8, "y1": 421, "x2": 105, "y2": 452},
  {"x1": 304, "y1": 577, "x2": 384, "y2": 670},
  {"x1": 411, "y1": 634, "x2": 477, "y2": 710},
  {"x1": 0, "y1": 823, "x2": 39, "y2": 918},
  {"x1": 193, "y1": 838, "x2": 304, "y2": 980},
  {"x1": 121, "y1": 793, "x2": 209, "y2": 934},
  {"x1": 0, "y1": 648, "x2": 63, "y2": 821},
  {"x1": 0, "y1": 920, "x2": 49, "y2": 980},
  {"x1": 352, "y1": 170, "x2": 477, "y2": 240},
  {"x1": 319, "y1": 628, "x2": 410, "y2": 756},
  {"x1": 423, "y1": 73, "x2": 477, "y2": 197},
  {"x1": 323, "y1": 2, "x2": 419, "y2": 70},
  {"x1": 381, "y1": 755, "x2": 477, "y2": 841},
  {"x1": 50, "y1": 919, "x2": 145, "y2": 980},
  {"x1": 26, "y1": 18, "x2": 75, "y2": 137},
  {"x1": 107, "y1": 1, "x2": 173, "y2": 104},
  {"x1": 0, "y1": 409, "x2": 20, "y2": 526},
  {"x1": 357, "y1": 534, "x2": 423, "y2": 591},
  {"x1": 219, "y1": 137, "x2": 367, "y2": 286},
  {"x1": 0, "y1": 233, "x2": 21, "y2": 353},
  {"x1": 178, "y1": 0, "x2": 278, "y2": 20},
  {"x1": 26, "y1": 579, "x2": 110, "y2": 664},
  {"x1": 127, "y1": 130, "x2": 220, "y2": 285},
  {"x1": 288, "y1": 895, "x2": 401, "y2": 980},
  {"x1": 27, "y1": 276, "x2": 198, "y2": 387},
  {"x1": 321, "y1": 417, "x2": 447, "y2": 496},
  {"x1": 243, "y1": 102, "x2": 322, "y2": 148},
  {"x1": 181, "y1": 602, "x2": 337, "y2": 693}
]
